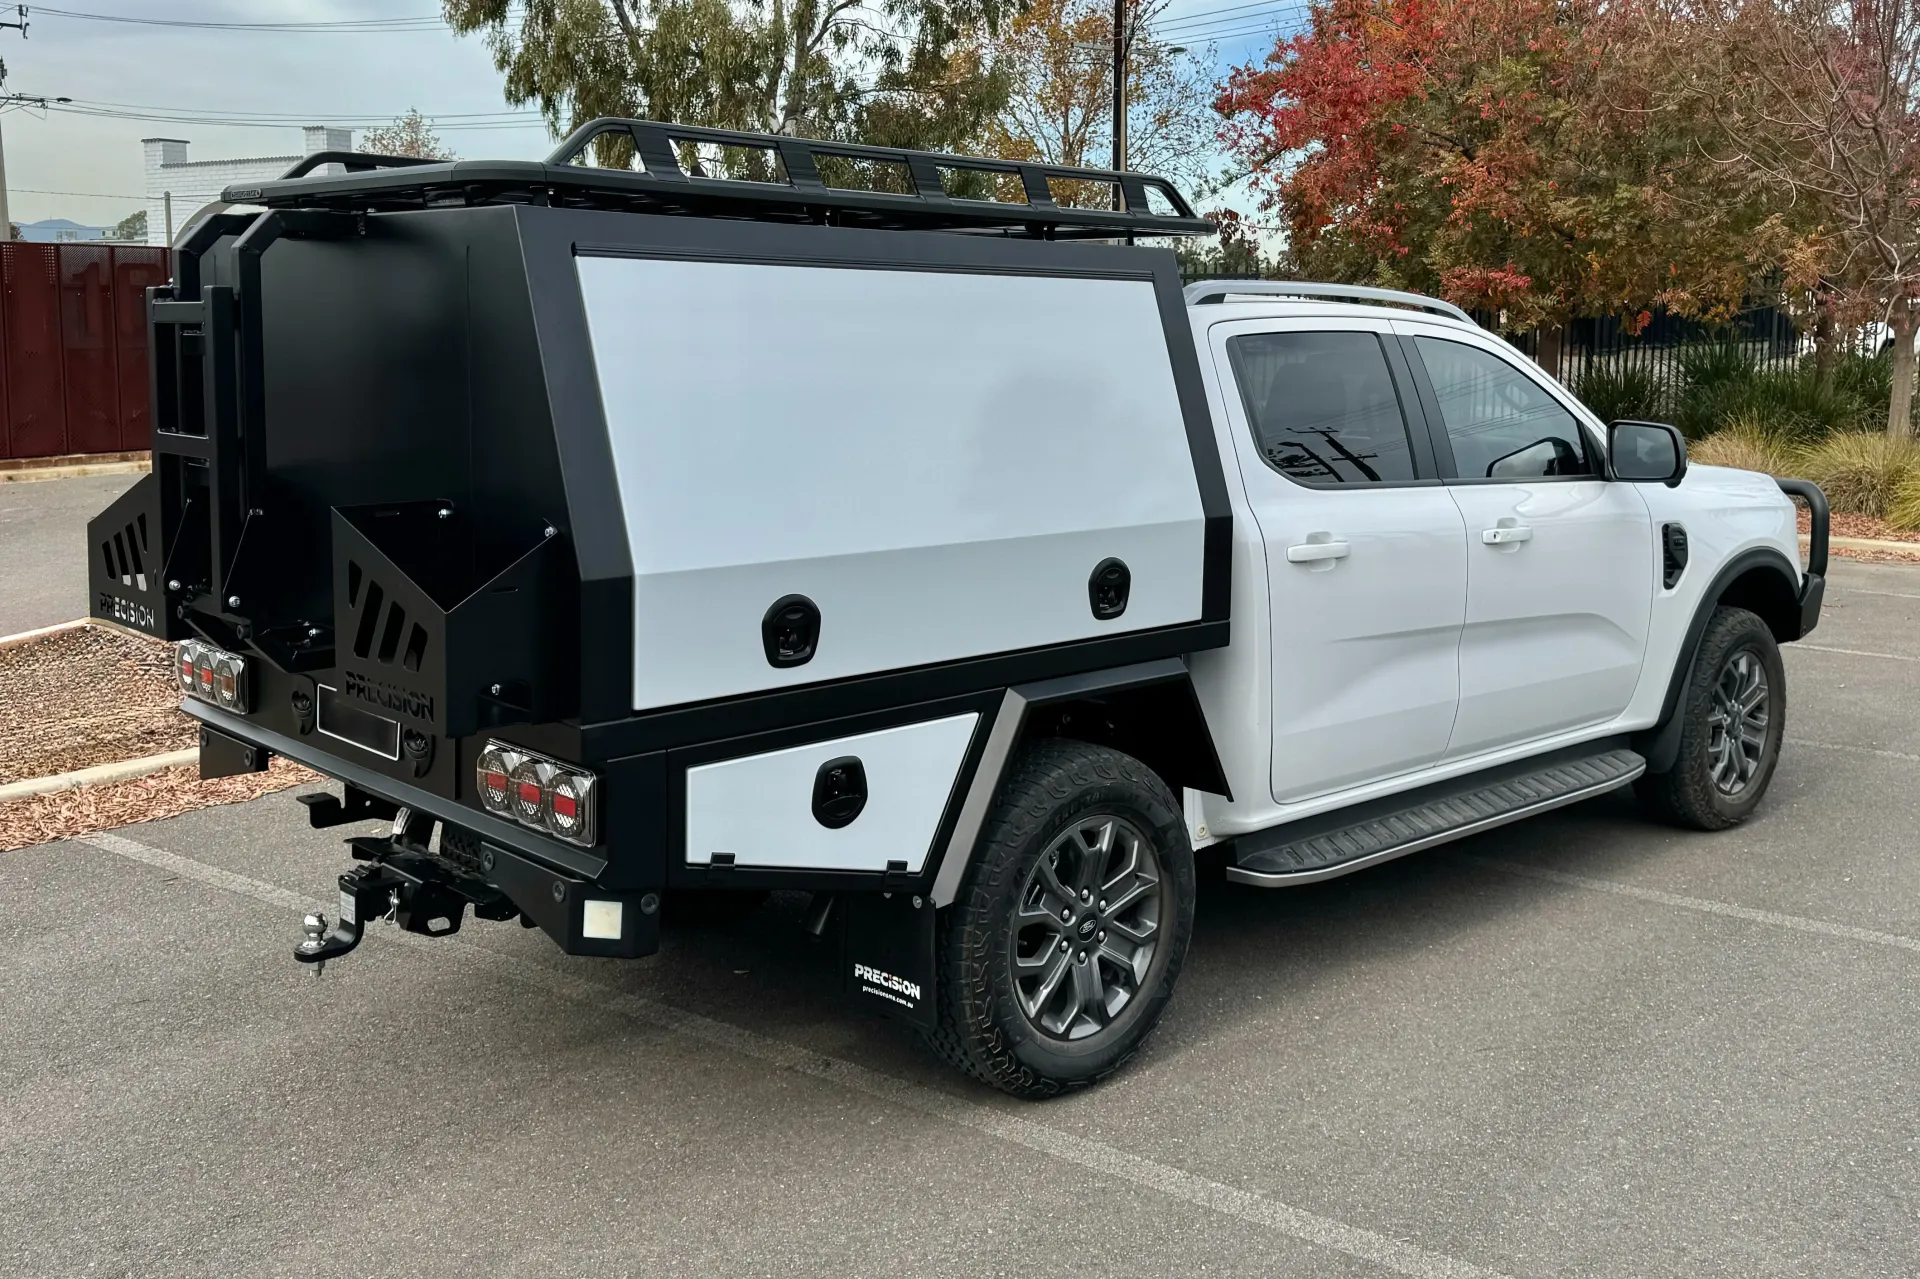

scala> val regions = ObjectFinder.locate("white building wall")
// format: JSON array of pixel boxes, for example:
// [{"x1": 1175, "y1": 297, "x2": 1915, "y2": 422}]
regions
[{"x1": 142, "y1": 126, "x2": 353, "y2": 246}]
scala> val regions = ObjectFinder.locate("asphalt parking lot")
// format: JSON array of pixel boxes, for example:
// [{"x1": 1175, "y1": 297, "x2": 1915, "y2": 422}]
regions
[
  {"x1": 4, "y1": 510, "x2": 1919, "y2": 1274},
  {"x1": 0, "y1": 472, "x2": 139, "y2": 637}
]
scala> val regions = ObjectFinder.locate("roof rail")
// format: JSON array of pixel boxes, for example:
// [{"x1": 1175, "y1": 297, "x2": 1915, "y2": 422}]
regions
[
  {"x1": 226, "y1": 117, "x2": 1215, "y2": 242},
  {"x1": 1183, "y1": 280, "x2": 1474, "y2": 324}
]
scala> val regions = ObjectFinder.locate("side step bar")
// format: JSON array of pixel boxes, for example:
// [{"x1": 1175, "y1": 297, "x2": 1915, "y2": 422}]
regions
[{"x1": 1227, "y1": 746, "x2": 1646, "y2": 887}]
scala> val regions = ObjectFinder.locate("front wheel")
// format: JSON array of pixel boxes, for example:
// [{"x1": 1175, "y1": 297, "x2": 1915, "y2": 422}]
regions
[
  {"x1": 1636, "y1": 605, "x2": 1786, "y2": 830},
  {"x1": 927, "y1": 739, "x2": 1195, "y2": 1098}
]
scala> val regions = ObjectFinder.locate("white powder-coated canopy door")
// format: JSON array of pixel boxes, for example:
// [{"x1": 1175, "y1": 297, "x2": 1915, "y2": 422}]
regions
[{"x1": 576, "y1": 254, "x2": 1210, "y2": 711}]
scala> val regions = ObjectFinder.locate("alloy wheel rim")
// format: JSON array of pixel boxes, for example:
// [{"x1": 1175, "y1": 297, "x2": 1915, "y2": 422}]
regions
[
  {"x1": 1706, "y1": 648, "x2": 1770, "y2": 796},
  {"x1": 1010, "y1": 814, "x2": 1163, "y2": 1041}
]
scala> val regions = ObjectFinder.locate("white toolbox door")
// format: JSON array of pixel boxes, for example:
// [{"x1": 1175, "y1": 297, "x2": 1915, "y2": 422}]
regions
[{"x1": 684, "y1": 712, "x2": 980, "y2": 873}]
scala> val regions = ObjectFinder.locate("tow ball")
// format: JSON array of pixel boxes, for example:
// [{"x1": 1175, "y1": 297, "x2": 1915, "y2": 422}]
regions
[
  {"x1": 295, "y1": 862, "x2": 408, "y2": 975},
  {"x1": 294, "y1": 810, "x2": 509, "y2": 975}
]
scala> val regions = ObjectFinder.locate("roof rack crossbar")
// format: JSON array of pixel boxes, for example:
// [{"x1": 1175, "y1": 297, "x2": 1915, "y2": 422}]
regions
[
  {"x1": 540, "y1": 117, "x2": 1205, "y2": 233},
  {"x1": 1184, "y1": 280, "x2": 1473, "y2": 324}
]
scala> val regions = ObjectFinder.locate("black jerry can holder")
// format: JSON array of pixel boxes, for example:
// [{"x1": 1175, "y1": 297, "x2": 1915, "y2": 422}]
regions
[{"x1": 329, "y1": 501, "x2": 578, "y2": 743}]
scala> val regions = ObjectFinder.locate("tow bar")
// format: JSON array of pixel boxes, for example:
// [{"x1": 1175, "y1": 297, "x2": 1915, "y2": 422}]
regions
[{"x1": 295, "y1": 808, "x2": 518, "y2": 974}]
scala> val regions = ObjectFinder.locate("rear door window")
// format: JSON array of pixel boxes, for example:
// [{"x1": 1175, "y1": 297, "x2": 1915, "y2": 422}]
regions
[{"x1": 1225, "y1": 331, "x2": 1420, "y2": 485}]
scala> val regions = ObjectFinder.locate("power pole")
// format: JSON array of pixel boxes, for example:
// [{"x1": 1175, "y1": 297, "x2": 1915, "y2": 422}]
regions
[
  {"x1": 1110, "y1": 0, "x2": 1126, "y2": 209},
  {"x1": 0, "y1": 7, "x2": 32, "y2": 240}
]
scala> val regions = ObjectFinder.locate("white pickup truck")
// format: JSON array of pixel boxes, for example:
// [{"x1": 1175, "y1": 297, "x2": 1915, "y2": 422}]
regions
[{"x1": 89, "y1": 119, "x2": 1828, "y2": 1098}]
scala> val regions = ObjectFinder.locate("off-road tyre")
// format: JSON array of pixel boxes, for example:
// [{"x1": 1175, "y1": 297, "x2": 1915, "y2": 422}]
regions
[
  {"x1": 1636, "y1": 606, "x2": 1786, "y2": 831},
  {"x1": 927, "y1": 739, "x2": 1195, "y2": 1098}
]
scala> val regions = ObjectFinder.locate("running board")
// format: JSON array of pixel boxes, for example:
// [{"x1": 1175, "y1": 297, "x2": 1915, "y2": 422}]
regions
[{"x1": 1227, "y1": 746, "x2": 1646, "y2": 887}]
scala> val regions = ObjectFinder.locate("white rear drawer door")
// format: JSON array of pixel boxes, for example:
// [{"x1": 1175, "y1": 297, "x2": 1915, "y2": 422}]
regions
[{"x1": 683, "y1": 713, "x2": 980, "y2": 873}]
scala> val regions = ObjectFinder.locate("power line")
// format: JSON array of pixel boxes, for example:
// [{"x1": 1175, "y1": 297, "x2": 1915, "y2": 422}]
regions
[
  {"x1": 1155, "y1": 1, "x2": 1309, "y2": 32},
  {"x1": 35, "y1": 7, "x2": 452, "y2": 32},
  {"x1": 11, "y1": 185, "x2": 142, "y2": 197}
]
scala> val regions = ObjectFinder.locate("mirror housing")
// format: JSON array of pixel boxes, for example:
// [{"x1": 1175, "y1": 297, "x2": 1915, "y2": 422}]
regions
[{"x1": 1610, "y1": 420, "x2": 1687, "y2": 487}]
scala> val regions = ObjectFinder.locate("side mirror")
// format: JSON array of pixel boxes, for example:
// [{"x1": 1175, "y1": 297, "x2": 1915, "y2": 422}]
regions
[{"x1": 1610, "y1": 420, "x2": 1687, "y2": 487}]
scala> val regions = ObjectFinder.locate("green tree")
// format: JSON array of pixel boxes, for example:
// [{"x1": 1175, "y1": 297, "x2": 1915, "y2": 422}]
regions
[
  {"x1": 982, "y1": 0, "x2": 1218, "y2": 200},
  {"x1": 443, "y1": 0, "x2": 1016, "y2": 172},
  {"x1": 111, "y1": 210, "x2": 147, "y2": 242},
  {"x1": 362, "y1": 108, "x2": 457, "y2": 160}
]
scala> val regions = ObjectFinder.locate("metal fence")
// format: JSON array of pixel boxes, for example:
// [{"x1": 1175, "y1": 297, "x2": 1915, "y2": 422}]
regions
[
  {"x1": 1483, "y1": 304, "x2": 1808, "y2": 393},
  {"x1": 0, "y1": 242, "x2": 171, "y2": 461}
]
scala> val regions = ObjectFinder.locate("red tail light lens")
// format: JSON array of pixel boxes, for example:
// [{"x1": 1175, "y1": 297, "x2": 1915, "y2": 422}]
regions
[
  {"x1": 475, "y1": 740, "x2": 596, "y2": 847},
  {"x1": 508, "y1": 757, "x2": 549, "y2": 825},
  {"x1": 175, "y1": 639, "x2": 248, "y2": 712},
  {"x1": 474, "y1": 745, "x2": 521, "y2": 814}
]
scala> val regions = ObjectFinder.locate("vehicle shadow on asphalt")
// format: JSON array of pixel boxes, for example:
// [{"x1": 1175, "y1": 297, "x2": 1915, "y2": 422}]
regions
[{"x1": 623, "y1": 789, "x2": 1693, "y2": 1092}]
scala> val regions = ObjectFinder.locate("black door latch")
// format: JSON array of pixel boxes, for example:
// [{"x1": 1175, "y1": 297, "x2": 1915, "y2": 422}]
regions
[
  {"x1": 1088, "y1": 558, "x2": 1131, "y2": 620},
  {"x1": 763, "y1": 594, "x2": 821, "y2": 667},
  {"x1": 812, "y1": 756, "x2": 868, "y2": 828}
]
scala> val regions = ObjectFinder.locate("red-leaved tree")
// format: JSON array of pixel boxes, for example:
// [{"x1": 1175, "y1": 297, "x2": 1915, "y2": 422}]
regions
[{"x1": 1216, "y1": 0, "x2": 1787, "y2": 354}]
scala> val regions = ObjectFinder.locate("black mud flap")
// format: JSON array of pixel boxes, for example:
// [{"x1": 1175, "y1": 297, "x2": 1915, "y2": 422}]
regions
[{"x1": 842, "y1": 891, "x2": 936, "y2": 1030}]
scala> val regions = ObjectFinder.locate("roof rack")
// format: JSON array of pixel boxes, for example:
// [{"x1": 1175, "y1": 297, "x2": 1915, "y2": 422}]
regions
[
  {"x1": 223, "y1": 117, "x2": 1214, "y2": 242},
  {"x1": 1184, "y1": 280, "x2": 1474, "y2": 324}
]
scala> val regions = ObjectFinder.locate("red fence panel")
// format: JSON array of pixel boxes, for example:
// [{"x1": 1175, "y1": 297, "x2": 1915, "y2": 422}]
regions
[
  {"x1": 112, "y1": 248, "x2": 171, "y2": 451},
  {"x1": 0, "y1": 242, "x2": 170, "y2": 461},
  {"x1": 58, "y1": 245, "x2": 120, "y2": 455},
  {"x1": 3, "y1": 244, "x2": 67, "y2": 459}
]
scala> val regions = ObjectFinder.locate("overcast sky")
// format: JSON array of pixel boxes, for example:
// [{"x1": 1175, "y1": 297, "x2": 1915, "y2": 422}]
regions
[{"x1": 1, "y1": 1, "x2": 1295, "y2": 230}]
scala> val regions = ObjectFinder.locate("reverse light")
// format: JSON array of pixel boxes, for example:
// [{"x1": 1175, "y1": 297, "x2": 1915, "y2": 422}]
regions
[
  {"x1": 175, "y1": 639, "x2": 248, "y2": 713},
  {"x1": 476, "y1": 740, "x2": 597, "y2": 847}
]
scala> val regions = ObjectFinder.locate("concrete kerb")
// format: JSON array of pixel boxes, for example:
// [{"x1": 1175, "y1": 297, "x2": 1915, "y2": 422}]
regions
[{"x1": 0, "y1": 749, "x2": 200, "y2": 804}]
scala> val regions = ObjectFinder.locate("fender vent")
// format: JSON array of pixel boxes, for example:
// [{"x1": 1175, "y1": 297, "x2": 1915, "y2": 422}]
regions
[{"x1": 1662, "y1": 524, "x2": 1689, "y2": 589}]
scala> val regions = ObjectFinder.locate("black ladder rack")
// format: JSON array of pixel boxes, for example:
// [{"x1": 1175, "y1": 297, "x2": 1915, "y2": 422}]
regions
[{"x1": 224, "y1": 117, "x2": 1215, "y2": 242}]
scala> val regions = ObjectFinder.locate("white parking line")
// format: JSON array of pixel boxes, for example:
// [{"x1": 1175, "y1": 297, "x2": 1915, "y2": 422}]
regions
[
  {"x1": 1789, "y1": 643, "x2": 1919, "y2": 663},
  {"x1": 1832, "y1": 588, "x2": 1920, "y2": 602},
  {"x1": 1464, "y1": 856, "x2": 1920, "y2": 956},
  {"x1": 76, "y1": 829, "x2": 1510, "y2": 1279},
  {"x1": 1789, "y1": 738, "x2": 1920, "y2": 765}
]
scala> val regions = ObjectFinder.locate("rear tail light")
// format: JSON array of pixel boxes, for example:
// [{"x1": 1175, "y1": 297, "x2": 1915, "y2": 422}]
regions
[
  {"x1": 475, "y1": 740, "x2": 596, "y2": 847},
  {"x1": 475, "y1": 744, "x2": 521, "y2": 815},
  {"x1": 175, "y1": 639, "x2": 248, "y2": 712}
]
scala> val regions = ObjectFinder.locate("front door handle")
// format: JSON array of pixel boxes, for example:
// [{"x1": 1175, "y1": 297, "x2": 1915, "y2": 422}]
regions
[
  {"x1": 1286, "y1": 539, "x2": 1351, "y2": 564},
  {"x1": 1482, "y1": 523, "x2": 1534, "y2": 546}
]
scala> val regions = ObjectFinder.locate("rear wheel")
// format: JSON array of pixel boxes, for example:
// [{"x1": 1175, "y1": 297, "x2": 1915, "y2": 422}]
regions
[
  {"x1": 927, "y1": 739, "x2": 1194, "y2": 1098},
  {"x1": 1636, "y1": 606, "x2": 1786, "y2": 830}
]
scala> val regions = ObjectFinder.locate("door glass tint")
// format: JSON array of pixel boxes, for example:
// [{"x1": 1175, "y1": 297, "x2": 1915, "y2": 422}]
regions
[
  {"x1": 1226, "y1": 331, "x2": 1418, "y2": 484},
  {"x1": 1414, "y1": 337, "x2": 1592, "y2": 480}
]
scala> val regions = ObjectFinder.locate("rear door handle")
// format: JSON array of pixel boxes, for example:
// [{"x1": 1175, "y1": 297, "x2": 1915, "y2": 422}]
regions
[
  {"x1": 1286, "y1": 539, "x2": 1351, "y2": 563},
  {"x1": 1482, "y1": 524, "x2": 1534, "y2": 545}
]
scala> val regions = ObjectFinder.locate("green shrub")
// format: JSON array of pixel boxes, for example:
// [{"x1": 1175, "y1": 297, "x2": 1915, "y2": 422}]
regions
[
  {"x1": 1573, "y1": 364, "x2": 1665, "y2": 424},
  {"x1": 1675, "y1": 340, "x2": 1756, "y2": 391},
  {"x1": 1672, "y1": 357, "x2": 1885, "y2": 440},
  {"x1": 1827, "y1": 350, "x2": 1893, "y2": 409},
  {"x1": 1795, "y1": 432, "x2": 1920, "y2": 517},
  {"x1": 1689, "y1": 415, "x2": 1799, "y2": 476},
  {"x1": 1888, "y1": 472, "x2": 1920, "y2": 532}
]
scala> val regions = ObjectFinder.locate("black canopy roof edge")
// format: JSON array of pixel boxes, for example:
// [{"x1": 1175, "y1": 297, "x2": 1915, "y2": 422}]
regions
[{"x1": 221, "y1": 116, "x2": 1216, "y2": 242}]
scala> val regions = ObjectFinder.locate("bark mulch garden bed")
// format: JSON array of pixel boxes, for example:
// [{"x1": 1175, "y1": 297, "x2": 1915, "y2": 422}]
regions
[
  {"x1": 0, "y1": 624, "x2": 314, "y2": 851},
  {"x1": 0, "y1": 759, "x2": 316, "y2": 853},
  {"x1": 1796, "y1": 508, "x2": 1920, "y2": 562}
]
